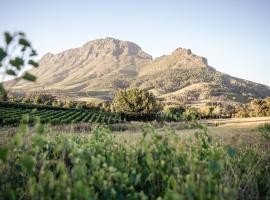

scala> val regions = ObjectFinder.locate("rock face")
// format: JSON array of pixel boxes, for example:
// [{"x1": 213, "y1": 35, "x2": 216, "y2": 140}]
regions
[
  {"x1": 138, "y1": 48, "x2": 208, "y2": 76},
  {"x1": 7, "y1": 37, "x2": 270, "y2": 104}
]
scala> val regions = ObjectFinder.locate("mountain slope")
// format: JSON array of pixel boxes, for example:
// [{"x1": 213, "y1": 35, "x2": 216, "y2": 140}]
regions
[{"x1": 6, "y1": 37, "x2": 270, "y2": 104}]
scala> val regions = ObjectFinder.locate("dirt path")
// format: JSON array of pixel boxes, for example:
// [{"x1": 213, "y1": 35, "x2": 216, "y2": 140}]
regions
[{"x1": 201, "y1": 116, "x2": 270, "y2": 127}]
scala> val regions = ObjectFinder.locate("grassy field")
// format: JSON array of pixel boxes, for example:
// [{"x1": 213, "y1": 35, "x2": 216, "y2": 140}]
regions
[
  {"x1": 109, "y1": 117, "x2": 270, "y2": 147},
  {"x1": 1, "y1": 117, "x2": 270, "y2": 144}
]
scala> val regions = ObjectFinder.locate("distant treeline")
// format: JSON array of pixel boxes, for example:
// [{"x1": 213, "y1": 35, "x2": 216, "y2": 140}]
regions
[{"x1": 4, "y1": 90, "x2": 270, "y2": 121}]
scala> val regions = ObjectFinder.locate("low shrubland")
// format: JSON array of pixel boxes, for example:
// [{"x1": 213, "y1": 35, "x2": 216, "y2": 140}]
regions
[{"x1": 0, "y1": 120, "x2": 269, "y2": 200}]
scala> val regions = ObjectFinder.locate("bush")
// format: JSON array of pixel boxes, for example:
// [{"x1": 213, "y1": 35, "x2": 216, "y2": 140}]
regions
[
  {"x1": 0, "y1": 125, "x2": 269, "y2": 199},
  {"x1": 163, "y1": 105, "x2": 185, "y2": 116},
  {"x1": 258, "y1": 123, "x2": 270, "y2": 140},
  {"x1": 250, "y1": 97, "x2": 270, "y2": 117},
  {"x1": 182, "y1": 107, "x2": 199, "y2": 121},
  {"x1": 112, "y1": 88, "x2": 162, "y2": 115},
  {"x1": 233, "y1": 104, "x2": 250, "y2": 118},
  {"x1": 63, "y1": 100, "x2": 76, "y2": 108}
]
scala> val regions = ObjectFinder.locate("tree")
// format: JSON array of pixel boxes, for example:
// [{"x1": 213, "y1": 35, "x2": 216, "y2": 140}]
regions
[
  {"x1": 63, "y1": 100, "x2": 76, "y2": 108},
  {"x1": 34, "y1": 95, "x2": 42, "y2": 104},
  {"x1": 233, "y1": 104, "x2": 249, "y2": 118},
  {"x1": 111, "y1": 88, "x2": 161, "y2": 114},
  {"x1": 163, "y1": 105, "x2": 185, "y2": 116},
  {"x1": 250, "y1": 97, "x2": 270, "y2": 117},
  {"x1": 76, "y1": 102, "x2": 87, "y2": 109},
  {"x1": 53, "y1": 100, "x2": 64, "y2": 107},
  {"x1": 22, "y1": 97, "x2": 30, "y2": 103},
  {"x1": 199, "y1": 106, "x2": 214, "y2": 118},
  {"x1": 0, "y1": 31, "x2": 39, "y2": 100},
  {"x1": 182, "y1": 107, "x2": 199, "y2": 121}
]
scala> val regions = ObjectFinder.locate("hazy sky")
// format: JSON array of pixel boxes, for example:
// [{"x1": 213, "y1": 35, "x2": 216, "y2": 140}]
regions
[{"x1": 1, "y1": 0, "x2": 269, "y2": 85}]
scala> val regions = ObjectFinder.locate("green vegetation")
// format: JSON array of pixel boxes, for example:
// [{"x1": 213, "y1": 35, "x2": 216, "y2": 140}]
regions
[
  {"x1": 112, "y1": 88, "x2": 162, "y2": 115},
  {"x1": 258, "y1": 123, "x2": 270, "y2": 140},
  {"x1": 133, "y1": 67, "x2": 270, "y2": 103},
  {"x1": 234, "y1": 97, "x2": 270, "y2": 118},
  {"x1": 0, "y1": 32, "x2": 39, "y2": 100},
  {"x1": 0, "y1": 31, "x2": 269, "y2": 199},
  {"x1": 0, "y1": 122, "x2": 269, "y2": 199},
  {"x1": 0, "y1": 102, "x2": 123, "y2": 126}
]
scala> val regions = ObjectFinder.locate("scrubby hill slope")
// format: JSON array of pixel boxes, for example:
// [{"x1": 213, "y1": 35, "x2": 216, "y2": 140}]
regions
[{"x1": 6, "y1": 37, "x2": 270, "y2": 104}]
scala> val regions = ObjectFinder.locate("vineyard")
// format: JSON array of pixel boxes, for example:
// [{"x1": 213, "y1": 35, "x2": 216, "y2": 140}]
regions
[{"x1": 0, "y1": 102, "x2": 123, "y2": 126}]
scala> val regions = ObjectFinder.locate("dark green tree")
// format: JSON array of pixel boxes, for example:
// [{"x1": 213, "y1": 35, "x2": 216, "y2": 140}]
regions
[{"x1": 112, "y1": 88, "x2": 161, "y2": 114}]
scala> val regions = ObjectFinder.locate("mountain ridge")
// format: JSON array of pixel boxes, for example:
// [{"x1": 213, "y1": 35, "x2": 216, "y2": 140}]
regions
[{"x1": 5, "y1": 37, "x2": 270, "y2": 105}]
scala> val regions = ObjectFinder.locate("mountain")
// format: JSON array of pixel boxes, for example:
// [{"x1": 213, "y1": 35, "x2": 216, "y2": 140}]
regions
[{"x1": 6, "y1": 37, "x2": 270, "y2": 105}]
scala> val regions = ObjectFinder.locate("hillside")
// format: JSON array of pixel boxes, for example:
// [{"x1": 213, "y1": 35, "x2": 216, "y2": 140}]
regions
[{"x1": 5, "y1": 37, "x2": 270, "y2": 104}]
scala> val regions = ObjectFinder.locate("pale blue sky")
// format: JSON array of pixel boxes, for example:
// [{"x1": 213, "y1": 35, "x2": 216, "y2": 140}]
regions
[{"x1": 1, "y1": 0, "x2": 269, "y2": 85}]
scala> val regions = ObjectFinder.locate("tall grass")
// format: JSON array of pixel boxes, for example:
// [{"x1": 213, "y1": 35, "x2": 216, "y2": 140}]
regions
[{"x1": 0, "y1": 121, "x2": 269, "y2": 199}]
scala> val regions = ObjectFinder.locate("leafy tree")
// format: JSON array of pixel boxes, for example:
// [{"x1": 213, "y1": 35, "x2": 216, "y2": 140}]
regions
[
  {"x1": 39, "y1": 94, "x2": 56, "y2": 105},
  {"x1": 76, "y1": 101, "x2": 87, "y2": 109},
  {"x1": 250, "y1": 98, "x2": 270, "y2": 117},
  {"x1": 199, "y1": 106, "x2": 214, "y2": 118},
  {"x1": 63, "y1": 100, "x2": 76, "y2": 108},
  {"x1": 112, "y1": 88, "x2": 161, "y2": 114},
  {"x1": 22, "y1": 97, "x2": 31, "y2": 103},
  {"x1": 163, "y1": 105, "x2": 185, "y2": 116},
  {"x1": 222, "y1": 104, "x2": 235, "y2": 118},
  {"x1": 182, "y1": 107, "x2": 199, "y2": 121},
  {"x1": 233, "y1": 104, "x2": 249, "y2": 118},
  {"x1": 0, "y1": 31, "x2": 39, "y2": 100},
  {"x1": 34, "y1": 95, "x2": 42, "y2": 104},
  {"x1": 52, "y1": 99, "x2": 64, "y2": 107}
]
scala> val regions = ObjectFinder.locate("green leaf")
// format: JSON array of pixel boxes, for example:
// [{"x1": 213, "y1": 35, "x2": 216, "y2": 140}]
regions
[
  {"x1": 22, "y1": 72, "x2": 36, "y2": 82},
  {"x1": 10, "y1": 57, "x2": 24, "y2": 69},
  {"x1": 73, "y1": 181, "x2": 89, "y2": 199},
  {"x1": 35, "y1": 122, "x2": 44, "y2": 134},
  {"x1": 21, "y1": 46, "x2": 27, "y2": 52},
  {"x1": 4, "y1": 32, "x2": 12, "y2": 45},
  {"x1": 18, "y1": 32, "x2": 25, "y2": 36},
  {"x1": 226, "y1": 146, "x2": 237, "y2": 157},
  {"x1": 6, "y1": 69, "x2": 16, "y2": 76},
  {"x1": 0, "y1": 47, "x2": 7, "y2": 62},
  {"x1": 20, "y1": 154, "x2": 35, "y2": 174},
  {"x1": 21, "y1": 114, "x2": 29, "y2": 124},
  {"x1": 4, "y1": 188, "x2": 16, "y2": 200},
  {"x1": 30, "y1": 50, "x2": 37, "y2": 56},
  {"x1": 28, "y1": 60, "x2": 39, "y2": 68},
  {"x1": 0, "y1": 83, "x2": 5, "y2": 95},
  {"x1": 19, "y1": 38, "x2": 31, "y2": 47},
  {"x1": 0, "y1": 147, "x2": 8, "y2": 163},
  {"x1": 13, "y1": 133, "x2": 23, "y2": 147}
]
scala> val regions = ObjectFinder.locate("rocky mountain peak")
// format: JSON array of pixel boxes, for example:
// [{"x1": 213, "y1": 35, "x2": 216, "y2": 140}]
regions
[
  {"x1": 173, "y1": 47, "x2": 192, "y2": 55},
  {"x1": 82, "y1": 37, "x2": 152, "y2": 60},
  {"x1": 7, "y1": 37, "x2": 270, "y2": 104},
  {"x1": 172, "y1": 47, "x2": 208, "y2": 66}
]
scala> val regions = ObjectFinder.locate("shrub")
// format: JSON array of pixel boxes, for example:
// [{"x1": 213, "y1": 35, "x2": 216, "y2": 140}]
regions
[
  {"x1": 163, "y1": 105, "x2": 185, "y2": 116},
  {"x1": 112, "y1": 88, "x2": 162, "y2": 115},
  {"x1": 182, "y1": 107, "x2": 199, "y2": 121},
  {"x1": 0, "y1": 125, "x2": 269, "y2": 199},
  {"x1": 63, "y1": 100, "x2": 76, "y2": 108},
  {"x1": 258, "y1": 123, "x2": 270, "y2": 140}
]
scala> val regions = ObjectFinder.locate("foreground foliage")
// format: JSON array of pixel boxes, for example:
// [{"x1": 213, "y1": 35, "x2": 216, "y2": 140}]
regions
[
  {"x1": 0, "y1": 31, "x2": 39, "y2": 100},
  {"x1": 0, "y1": 122, "x2": 269, "y2": 200}
]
